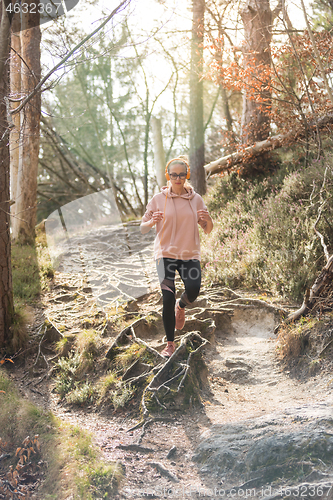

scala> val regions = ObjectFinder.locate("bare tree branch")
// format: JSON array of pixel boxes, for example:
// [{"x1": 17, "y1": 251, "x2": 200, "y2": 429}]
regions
[
  {"x1": 10, "y1": 0, "x2": 131, "y2": 116},
  {"x1": 300, "y1": 0, "x2": 333, "y2": 104}
]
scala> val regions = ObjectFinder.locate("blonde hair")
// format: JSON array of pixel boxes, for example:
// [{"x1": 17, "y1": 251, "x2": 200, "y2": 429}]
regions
[{"x1": 166, "y1": 156, "x2": 192, "y2": 189}]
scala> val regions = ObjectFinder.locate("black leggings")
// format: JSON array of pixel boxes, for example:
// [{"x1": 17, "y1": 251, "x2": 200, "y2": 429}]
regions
[{"x1": 156, "y1": 258, "x2": 201, "y2": 341}]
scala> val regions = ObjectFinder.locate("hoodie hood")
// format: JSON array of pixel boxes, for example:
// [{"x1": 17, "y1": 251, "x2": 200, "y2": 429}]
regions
[{"x1": 161, "y1": 185, "x2": 196, "y2": 200}]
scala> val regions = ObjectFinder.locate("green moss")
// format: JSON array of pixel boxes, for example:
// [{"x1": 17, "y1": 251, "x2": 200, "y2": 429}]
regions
[{"x1": 113, "y1": 343, "x2": 147, "y2": 369}]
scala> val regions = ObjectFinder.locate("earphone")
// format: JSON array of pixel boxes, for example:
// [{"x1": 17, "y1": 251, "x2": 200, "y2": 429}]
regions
[{"x1": 165, "y1": 158, "x2": 191, "y2": 180}]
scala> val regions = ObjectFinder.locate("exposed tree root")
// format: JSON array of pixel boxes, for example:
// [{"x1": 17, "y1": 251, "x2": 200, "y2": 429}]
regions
[
  {"x1": 275, "y1": 255, "x2": 333, "y2": 332},
  {"x1": 319, "y1": 338, "x2": 333, "y2": 357},
  {"x1": 116, "y1": 444, "x2": 155, "y2": 453},
  {"x1": 141, "y1": 332, "x2": 208, "y2": 417},
  {"x1": 45, "y1": 314, "x2": 64, "y2": 339},
  {"x1": 216, "y1": 297, "x2": 288, "y2": 315},
  {"x1": 126, "y1": 417, "x2": 174, "y2": 434},
  {"x1": 32, "y1": 325, "x2": 47, "y2": 370},
  {"x1": 210, "y1": 287, "x2": 242, "y2": 299},
  {"x1": 122, "y1": 333, "x2": 208, "y2": 443},
  {"x1": 147, "y1": 461, "x2": 179, "y2": 482},
  {"x1": 105, "y1": 316, "x2": 165, "y2": 363}
]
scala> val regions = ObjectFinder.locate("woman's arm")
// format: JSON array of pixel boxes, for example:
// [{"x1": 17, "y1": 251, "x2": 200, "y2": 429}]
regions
[
  {"x1": 140, "y1": 218, "x2": 154, "y2": 234},
  {"x1": 140, "y1": 209, "x2": 164, "y2": 234}
]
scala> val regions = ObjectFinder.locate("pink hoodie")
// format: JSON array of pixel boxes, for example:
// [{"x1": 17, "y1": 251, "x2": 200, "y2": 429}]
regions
[{"x1": 140, "y1": 186, "x2": 210, "y2": 261}]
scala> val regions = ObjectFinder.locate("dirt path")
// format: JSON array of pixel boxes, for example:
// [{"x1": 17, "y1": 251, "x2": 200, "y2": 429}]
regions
[
  {"x1": 202, "y1": 305, "x2": 331, "y2": 424},
  {"x1": 56, "y1": 290, "x2": 333, "y2": 498},
  {"x1": 10, "y1": 274, "x2": 333, "y2": 499}
]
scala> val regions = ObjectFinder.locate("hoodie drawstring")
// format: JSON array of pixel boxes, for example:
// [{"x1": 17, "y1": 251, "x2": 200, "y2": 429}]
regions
[{"x1": 157, "y1": 190, "x2": 168, "y2": 265}]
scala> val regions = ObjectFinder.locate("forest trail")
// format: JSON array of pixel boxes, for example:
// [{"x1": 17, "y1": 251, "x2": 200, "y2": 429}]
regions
[
  {"x1": 11, "y1": 270, "x2": 333, "y2": 499},
  {"x1": 203, "y1": 305, "x2": 331, "y2": 424},
  {"x1": 40, "y1": 278, "x2": 333, "y2": 499}
]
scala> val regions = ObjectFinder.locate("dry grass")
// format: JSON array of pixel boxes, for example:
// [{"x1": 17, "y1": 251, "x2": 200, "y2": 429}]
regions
[
  {"x1": 276, "y1": 317, "x2": 316, "y2": 359},
  {"x1": 8, "y1": 303, "x2": 31, "y2": 352},
  {"x1": 276, "y1": 326, "x2": 307, "y2": 359}
]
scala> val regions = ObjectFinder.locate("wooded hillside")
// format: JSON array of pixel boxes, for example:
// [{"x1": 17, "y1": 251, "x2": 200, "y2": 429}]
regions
[{"x1": 0, "y1": 0, "x2": 333, "y2": 343}]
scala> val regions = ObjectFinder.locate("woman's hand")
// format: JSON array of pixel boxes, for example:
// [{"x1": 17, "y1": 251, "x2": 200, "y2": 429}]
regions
[
  {"x1": 140, "y1": 210, "x2": 164, "y2": 234},
  {"x1": 146, "y1": 210, "x2": 164, "y2": 227},
  {"x1": 197, "y1": 209, "x2": 213, "y2": 234},
  {"x1": 197, "y1": 209, "x2": 210, "y2": 223}
]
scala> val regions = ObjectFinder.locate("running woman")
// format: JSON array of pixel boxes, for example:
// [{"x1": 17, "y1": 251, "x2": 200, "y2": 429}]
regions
[{"x1": 140, "y1": 157, "x2": 213, "y2": 357}]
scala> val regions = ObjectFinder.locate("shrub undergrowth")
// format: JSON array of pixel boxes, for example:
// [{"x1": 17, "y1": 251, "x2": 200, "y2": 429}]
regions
[{"x1": 202, "y1": 156, "x2": 333, "y2": 300}]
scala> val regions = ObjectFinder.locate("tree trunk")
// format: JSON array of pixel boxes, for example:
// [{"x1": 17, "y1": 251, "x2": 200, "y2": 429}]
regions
[
  {"x1": 205, "y1": 131, "x2": 287, "y2": 176},
  {"x1": 12, "y1": 4, "x2": 41, "y2": 244},
  {"x1": 0, "y1": 0, "x2": 14, "y2": 346},
  {"x1": 204, "y1": 113, "x2": 333, "y2": 176},
  {"x1": 220, "y1": 86, "x2": 237, "y2": 154},
  {"x1": 189, "y1": 0, "x2": 206, "y2": 195},
  {"x1": 151, "y1": 117, "x2": 166, "y2": 189},
  {"x1": 9, "y1": 12, "x2": 21, "y2": 216},
  {"x1": 241, "y1": 0, "x2": 272, "y2": 145}
]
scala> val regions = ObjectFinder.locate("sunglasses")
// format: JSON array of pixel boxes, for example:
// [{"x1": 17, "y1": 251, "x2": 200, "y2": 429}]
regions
[{"x1": 169, "y1": 172, "x2": 187, "y2": 180}]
